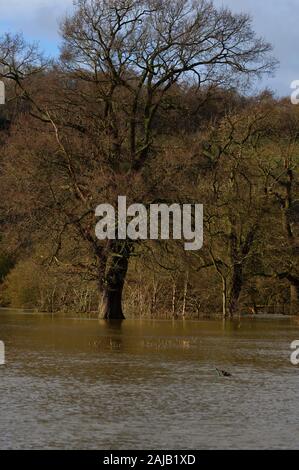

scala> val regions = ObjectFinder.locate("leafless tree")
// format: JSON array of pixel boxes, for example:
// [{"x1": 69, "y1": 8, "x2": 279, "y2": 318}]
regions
[{"x1": 0, "y1": 0, "x2": 276, "y2": 319}]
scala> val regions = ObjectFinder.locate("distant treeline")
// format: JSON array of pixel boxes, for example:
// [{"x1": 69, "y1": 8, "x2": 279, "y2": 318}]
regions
[{"x1": 0, "y1": 84, "x2": 298, "y2": 318}]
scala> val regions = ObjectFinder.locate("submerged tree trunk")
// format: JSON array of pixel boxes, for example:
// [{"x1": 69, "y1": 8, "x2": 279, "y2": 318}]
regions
[{"x1": 101, "y1": 242, "x2": 131, "y2": 320}]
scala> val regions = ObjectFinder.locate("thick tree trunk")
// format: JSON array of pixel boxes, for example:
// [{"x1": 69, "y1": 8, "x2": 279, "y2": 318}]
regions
[
  {"x1": 103, "y1": 284, "x2": 126, "y2": 320},
  {"x1": 101, "y1": 242, "x2": 131, "y2": 320}
]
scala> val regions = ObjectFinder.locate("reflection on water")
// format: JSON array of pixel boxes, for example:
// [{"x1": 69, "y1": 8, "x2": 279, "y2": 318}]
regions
[{"x1": 0, "y1": 311, "x2": 298, "y2": 449}]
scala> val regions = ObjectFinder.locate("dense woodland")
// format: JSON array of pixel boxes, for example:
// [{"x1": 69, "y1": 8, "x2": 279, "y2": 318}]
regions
[{"x1": 0, "y1": 0, "x2": 298, "y2": 319}]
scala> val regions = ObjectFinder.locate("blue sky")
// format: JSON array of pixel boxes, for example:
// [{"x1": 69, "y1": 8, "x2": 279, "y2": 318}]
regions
[{"x1": 0, "y1": 0, "x2": 297, "y2": 97}]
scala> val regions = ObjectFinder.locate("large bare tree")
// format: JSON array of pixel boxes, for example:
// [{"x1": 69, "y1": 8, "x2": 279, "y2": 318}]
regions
[{"x1": 0, "y1": 0, "x2": 276, "y2": 319}]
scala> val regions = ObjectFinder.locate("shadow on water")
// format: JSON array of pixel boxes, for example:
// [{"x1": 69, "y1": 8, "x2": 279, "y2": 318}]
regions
[
  {"x1": 94, "y1": 319, "x2": 124, "y2": 351},
  {"x1": 103, "y1": 319, "x2": 124, "y2": 330}
]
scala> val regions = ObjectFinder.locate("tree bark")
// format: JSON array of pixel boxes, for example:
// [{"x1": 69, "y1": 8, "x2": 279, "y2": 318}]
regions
[
  {"x1": 102, "y1": 242, "x2": 131, "y2": 320},
  {"x1": 277, "y1": 273, "x2": 299, "y2": 316}
]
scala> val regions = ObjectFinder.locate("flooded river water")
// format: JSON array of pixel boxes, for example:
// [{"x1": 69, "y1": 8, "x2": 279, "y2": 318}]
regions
[{"x1": 0, "y1": 311, "x2": 298, "y2": 449}]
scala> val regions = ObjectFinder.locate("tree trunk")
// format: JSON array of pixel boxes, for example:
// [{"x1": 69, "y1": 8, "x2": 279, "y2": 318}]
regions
[
  {"x1": 182, "y1": 270, "x2": 189, "y2": 319},
  {"x1": 228, "y1": 264, "x2": 243, "y2": 318},
  {"x1": 222, "y1": 277, "x2": 228, "y2": 318},
  {"x1": 172, "y1": 280, "x2": 177, "y2": 319},
  {"x1": 150, "y1": 277, "x2": 158, "y2": 318},
  {"x1": 103, "y1": 285, "x2": 126, "y2": 320},
  {"x1": 101, "y1": 242, "x2": 131, "y2": 320}
]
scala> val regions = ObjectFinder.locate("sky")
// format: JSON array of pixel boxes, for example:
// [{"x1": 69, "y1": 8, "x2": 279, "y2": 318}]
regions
[{"x1": 0, "y1": 0, "x2": 297, "y2": 97}]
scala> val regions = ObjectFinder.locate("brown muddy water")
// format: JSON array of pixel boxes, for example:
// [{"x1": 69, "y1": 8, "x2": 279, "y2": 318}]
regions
[{"x1": 0, "y1": 311, "x2": 298, "y2": 450}]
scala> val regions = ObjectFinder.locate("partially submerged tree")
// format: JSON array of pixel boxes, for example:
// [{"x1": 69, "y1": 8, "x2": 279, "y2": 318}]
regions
[{"x1": 0, "y1": 0, "x2": 276, "y2": 319}]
